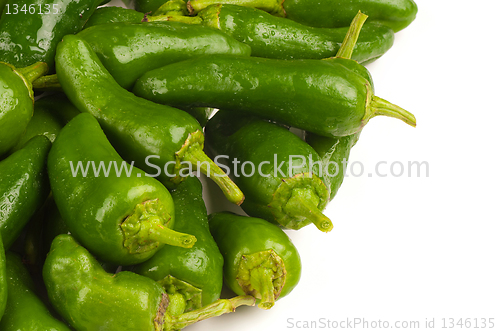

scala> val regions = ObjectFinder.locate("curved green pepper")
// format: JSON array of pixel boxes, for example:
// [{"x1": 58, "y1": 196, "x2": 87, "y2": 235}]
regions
[
  {"x1": 206, "y1": 111, "x2": 332, "y2": 232},
  {"x1": 0, "y1": 62, "x2": 48, "y2": 157},
  {"x1": 188, "y1": 0, "x2": 417, "y2": 32},
  {"x1": 209, "y1": 212, "x2": 301, "y2": 309},
  {"x1": 132, "y1": 15, "x2": 415, "y2": 138},
  {"x1": 0, "y1": 0, "x2": 101, "y2": 70},
  {"x1": 77, "y1": 22, "x2": 251, "y2": 90},
  {"x1": 44, "y1": 234, "x2": 255, "y2": 330},
  {"x1": 84, "y1": 6, "x2": 146, "y2": 28},
  {"x1": 0, "y1": 135, "x2": 51, "y2": 249},
  {"x1": 133, "y1": 176, "x2": 224, "y2": 309},
  {"x1": 0, "y1": 252, "x2": 70, "y2": 330},
  {"x1": 48, "y1": 113, "x2": 197, "y2": 265},
  {"x1": 55, "y1": 34, "x2": 244, "y2": 204},
  {"x1": 169, "y1": 4, "x2": 394, "y2": 63},
  {"x1": 0, "y1": 236, "x2": 6, "y2": 320}
]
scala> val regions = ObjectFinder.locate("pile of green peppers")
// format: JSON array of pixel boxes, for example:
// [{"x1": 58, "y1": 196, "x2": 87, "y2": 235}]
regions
[{"x1": 0, "y1": 0, "x2": 417, "y2": 328}]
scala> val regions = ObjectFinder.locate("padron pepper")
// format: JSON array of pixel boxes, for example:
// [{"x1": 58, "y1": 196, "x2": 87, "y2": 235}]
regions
[
  {"x1": 206, "y1": 111, "x2": 332, "y2": 232},
  {"x1": 0, "y1": 252, "x2": 71, "y2": 331},
  {"x1": 43, "y1": 234, "x2": 255, "y2": 330},
  {"x1": 132, "y1": 13, "x2": 416, "y2": 138},
  {"x1": 0, "y1": 136, "x2": 51, "y2": 249},
  {"x1": 166, "y1": 4, "x2": 394, "y2": 63},
  {"x1": 0, "y1": 61, "x2": 48, "y2": 157},
  {"x1": 127, "y1": 0, "x2": 187, "y2": 15},
  {"x1": 133, "y1": 176, "x2": 224, "y2": 311},
  {"x1": 48, "y1": 113, "x2": 196, "y2": 266},
  {"x1": 0, "y1": 0, "x2": 101, "y2": 70},
  {"x1": 55, "y1": 34, "x2": 244, "y2": 205},
  {"x1": 188, "y1": 0, "x2": 417, "y2": 32},
  {"x1": 84, "y1": 6, "x2": 146, "y2": 28},
  {"x1": 77, "y1": 21, "x2": 251, "y2": 90},
  {"x1": 209, "y1": 212, "x2": 301, "y2": 309}
]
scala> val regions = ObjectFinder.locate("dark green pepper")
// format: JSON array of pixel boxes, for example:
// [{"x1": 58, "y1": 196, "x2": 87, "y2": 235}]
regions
[
  {"x1": 132, "y1": 13, "x2": 416, "y2": 138},
  {"x1": 209, "y1": 212, "x2": 301, "y2": 309},
  {"x1": 0, "y1": 61, "x2": 48, "y2": 157},
  {"x1": 55, "y1": 34, "x2": 244, "y2": 204},
  {"x1": 44, "y1": 234, "x2": 255, "y2": 330},
  {"x1": 0, "y1": 0, "x2": 101, "y2": 70},
  {"x1": 133, "y1": 176, "x2": 224, "y2": 310},
  {"x1": 206, "y1": 111, "x2": 332, "y2": 232},
  {"x1": 77, "y1": 21, "x2": 251, "y2": 90},
  {"x1": 188, "y1": 0, "x2": 417, "y2": 32},
  {"x1": 84, "y1": 6, "x2": 146, "y2": 28},
  {"x1": 0, "y1": 252, "x2": 70, "y2": 330},
  {"x1": 34, "y1": 92, "x2": 81, "y2": 124},
  {"x1": 0, "y1": 236, "x2": 6, "y2": 319},
  {"x1": 168, "y1": 4, "x2": 394, "y2": 63},
  {"x1": 48, "y1": 113, "x2": 197, "y2": 265},
  {"x1": 0, "y1": 135, "x2": 51, "y2": 249}
]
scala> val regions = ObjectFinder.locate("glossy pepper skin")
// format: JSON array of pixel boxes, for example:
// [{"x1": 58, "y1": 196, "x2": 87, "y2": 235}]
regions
[
  {"x1": 206, "y1": 111, "x2": 332, "y2": 232},
  {"x1": 133, "y1": 176, "x2": 224, "y2": 309},
  {"x1": 84, "y1": 6, "x2": 145, "y2": 28},
  {"x1": 0, "y1": 236, "x2": 6, "y2": 319},
  {"x1": 0, "y1": 252, "x2": 71, "y2": 331},
  {"x1": 188, "y1": 0, "x2": 417, "y2": 32},
  {"x1": 133, "y1": 53, "x2": 415, "y2": 139},
  {"x1": 171, "y1": 4, "x2": 394, "y2": 63},
  {"x1": 77, "y1": 22, "x2": 251, "y2": 90},
  {"x1": 0, "y1": 62, "x2": 48, "y2": 157},
  {"x1": 55, "y1": 35, "x2": 244, "y2": 205},
  {"x1": 44, "y1": 234, "x2": 255, "y2": 330},
  {"x1": 0, "y1": 136, "x2": 51, "y2": 249},
  {"x1": 209, "y1": 212, "x2": 301, "y2": 309},
  {"x1": 48, "y1": 113, "x2": 197, "y2": 266},
  {"x1": 0, "y1": 0, "x2": 100, "y2": 71}
]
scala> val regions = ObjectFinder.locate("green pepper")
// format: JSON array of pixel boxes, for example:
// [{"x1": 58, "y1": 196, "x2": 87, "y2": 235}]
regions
[
  {"x1": 84, "y1": 6, "x2": 146, "y2": 28},
  {"x1": 132, "y1": 14, "x2": 416, "y2": 138},
  {"x1": 209, "y1": 212, "x2": 301, "y2": 309},
  {"x1": 128, "y1": 0, "x2": 187, "y2": 15},
  {"x1": 76, "y1": 21, "x2": 251, "y2": 90},
  {"x1": 188, "y1": 0, "x2": 417, "y2": 32},
  {"x1": 0, "y1": 0, "x2": 101, "y2": 71},
  {"x1": 48, "y1": 113, "x2": 197, "y2": 265},
  {"x1": 0, "y1": 62, "x2": 48, "y2": 157},
  {"x1": 0, "y1": 236, "x2": 6, "y2": 320},
  {"x1": 35, "y1": 92, "x2": 81, "y2": 124},
  {"x1": 44, "y1": 234, "x2": 255, "y2": 330},
  {"x1": 167, "y1": 4, "x2": 394, "y2": 63},
  {"x1": 0, "y1": 252, "x2": 71, "y2": 330},
  {"x1": 133, "y1": 176, "x2": 224, "y2": 310},
  {"x1": 206, "y1": 111, "x2": 332, "y2": 232},
  {"x1": 55, "y1": 34, "x2": 244, "y2": 204},
  {"x1": 0, "y1": 136, "x2": 51, "y2": 249}
]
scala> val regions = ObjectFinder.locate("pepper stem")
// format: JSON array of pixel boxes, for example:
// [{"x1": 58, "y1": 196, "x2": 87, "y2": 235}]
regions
[
  {"x1": 32, "y1": 74, "x2": 61, "y2": 90},
  {"x1": 236, "y1": 250, "x2": 286, "y2": 310},
  {"x1": 283, "y1": 188, "x2": 333, "y2": 233},
  {"x1": 187, "y1": 0, "x2": 284, "y2": 16},
  {"x1": 164, "y1": 296, "x2": 255, "y2": 331},
  {"x1": 121, "y1": 199, "x2": 196, "y2": 254},
  {"x1": 369, "y1": 96, "x2": 417, "y2": 127},
  {"x1": 336, "y1": 11, "x2": 368, "y2": 60},
  {"x1": 16, "y1": 62, "x2": 49, "y2": 83},
  {"x1": 176, "y1": 131, "x2": 244, "y2": 205}
]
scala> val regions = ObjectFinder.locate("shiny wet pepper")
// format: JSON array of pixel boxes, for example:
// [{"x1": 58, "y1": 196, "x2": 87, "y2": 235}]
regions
[
  {"x1": 55, "y1": 34, "x2": 244, "y2": 205},
  {"x1": 43, "y1": 234, "x2": 255, "y2": 330},
  {"x1": 48, "y1": 113, "x2": 197, "y2": 266},
  {"x1": 209, "y1": 212, "x2": 301, "y2": 309}
]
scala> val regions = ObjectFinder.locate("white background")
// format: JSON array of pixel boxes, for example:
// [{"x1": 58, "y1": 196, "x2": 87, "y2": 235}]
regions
[{"x1": 119, "y1": 0, "x2": 500, "y2": 329}]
